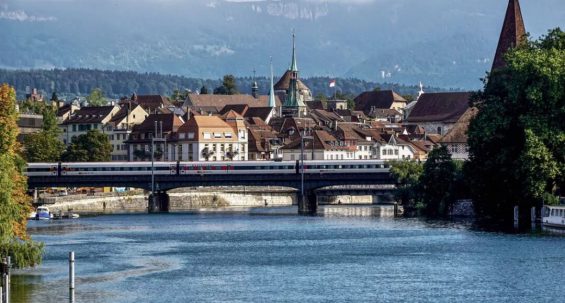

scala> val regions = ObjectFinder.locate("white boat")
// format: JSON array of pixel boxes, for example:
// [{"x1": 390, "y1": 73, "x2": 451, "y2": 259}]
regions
[
  {"x1": 36, "y1": 206, "x2": 51, "y2": 220},
  {"x1": 542, "y1": 205, "x2": 565, "y2": 229},
  {"x1": 28, "y1": 211, "x2": 37, "y2": 220}
]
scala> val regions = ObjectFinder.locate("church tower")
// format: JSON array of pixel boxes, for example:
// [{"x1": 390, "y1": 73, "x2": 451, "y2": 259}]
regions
[
  {"x1": 268, "y1": 58, "x2": 276, "y2": 108},
  {"x1": 492, "y1": 0, "x2": 526, "y2": 72},
  {"x1": 282, "y1": 32, "x2": 306, "y2": 117}
]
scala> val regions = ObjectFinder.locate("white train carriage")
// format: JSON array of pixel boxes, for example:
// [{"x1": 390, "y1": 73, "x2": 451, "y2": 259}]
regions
[
  {"x1": 302, "y1": 160, "x2": 389, "y2": 174},
  {"x1": 179, "y1": 161, "x2": 296, "y2": 175},
  {"x1": 25, "y1": 163, "x2": 59, "y2": 176},
  {"x1": 61, "y1": 162, "x2": 177, "y2": 176}
]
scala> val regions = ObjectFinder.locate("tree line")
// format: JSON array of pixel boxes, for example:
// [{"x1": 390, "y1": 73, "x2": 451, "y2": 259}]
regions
[{"x1": 0, "y1": 68, "x2": 449, "y2": 102}]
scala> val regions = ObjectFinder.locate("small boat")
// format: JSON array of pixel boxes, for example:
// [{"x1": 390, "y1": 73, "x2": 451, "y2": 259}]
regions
[
  {"x1": 36, "y1": 206, "x2": 51, "y2": 220},
  {"x1": 542, "y1": 205, "x2": 565, "y2": 229}
]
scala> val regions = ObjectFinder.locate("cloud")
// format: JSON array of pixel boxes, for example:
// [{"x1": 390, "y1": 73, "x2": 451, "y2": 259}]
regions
[{"x1": 0, "y1": 10, "x2": 57, "y2": 22}]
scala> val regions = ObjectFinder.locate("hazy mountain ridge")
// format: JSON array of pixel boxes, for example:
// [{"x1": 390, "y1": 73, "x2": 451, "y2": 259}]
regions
[{"x1": 1, "y1": 0, "x2": 563, "y2": 89}]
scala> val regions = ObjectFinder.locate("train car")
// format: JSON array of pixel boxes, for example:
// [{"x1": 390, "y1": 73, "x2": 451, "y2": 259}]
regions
[
  {"x1": 60, "y1": 162, "x2": 177, "y2": 176},
  {"x1": 26, "y1": 163, "x2": 59, "y2": 176},
  {"x1": 302, "y1": 160, "x2": 389, "y2": 174},
  {"x1": 179, "y1": 161, "x2": 296, "y2": 175}
]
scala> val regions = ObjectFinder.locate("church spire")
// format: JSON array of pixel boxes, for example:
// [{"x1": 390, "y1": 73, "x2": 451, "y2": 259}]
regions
[
  {"x1": 492, "y1": 0, "x2": 526, "y2": 72},
  {"x1": 268, "y1": 57, "x2": 276, "y2": 108},
  {"x1": 289, "y1": 30, "x2": 298, "y2": 72},
  {"x1": 251, "y1": 68, "x2": 258, "y2": 99}
]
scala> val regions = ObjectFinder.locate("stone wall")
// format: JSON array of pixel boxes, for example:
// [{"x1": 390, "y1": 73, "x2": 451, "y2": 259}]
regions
[{"x1": 169, "y1": 187, "x2": 296, "y2": 210}]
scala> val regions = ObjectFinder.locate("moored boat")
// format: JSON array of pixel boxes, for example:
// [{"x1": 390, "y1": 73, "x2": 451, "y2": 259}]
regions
[
  {"x1": 36, "y1": 206, "x2": 52, "y2": 220},
  {"x1": 542, "y1": 205, "x2": 565, "y2": 229}
]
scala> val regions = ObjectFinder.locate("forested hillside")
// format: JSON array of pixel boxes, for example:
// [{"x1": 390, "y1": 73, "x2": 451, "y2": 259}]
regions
[{"x1": 0, "y1": 68, "x2": 453, "y2": 101}]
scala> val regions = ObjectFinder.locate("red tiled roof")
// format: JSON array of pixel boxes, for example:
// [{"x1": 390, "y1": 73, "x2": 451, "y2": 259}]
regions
[
  {"x1": 186, "y1": 94, "x2": 281, "y2": 109},
  {"x1": 354, "y1": 90, "x2": 406, "y2": 114},
  {"x1": 407, "y1": 92, "x2": 472, "y2": 123},
  {"x1": 492, "y1": 0, "x2": 526, "y2": 71},
  {"x1": 274, "y1": 70, "x2": 310, "y2": 91},
  {"x1": 63, "y1": 106, "x2": 116, "y2": 124}
]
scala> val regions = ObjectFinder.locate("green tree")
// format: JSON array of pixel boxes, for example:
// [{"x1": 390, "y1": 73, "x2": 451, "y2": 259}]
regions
[
  {"x1": 466, "y1": 28, "x2": 565, "y2": 224},
  {"x1": 62, "y1": 129, "x2": 112, "y2": 161},
  {"x1": 0, "y1": 83, "x2": 43, "y2": 268},
  {"x1": 214, "y1": 75, "x2": 238, "y2": 95},
  {"x1": 200, "y1": 85, "x2": 209, "y2": 95},
  {"x1": 87, "y1": 88, "x2": 107, "y2": 106},
  {"x1": 23, "y1": 106, "x2": 65, "y2": 162},
  {"x1": 389, "y1": 160, "x2": 423, "y2": 211},
  {"x1": 420, "y1": 146, "x2": 457, "y2": 217}
]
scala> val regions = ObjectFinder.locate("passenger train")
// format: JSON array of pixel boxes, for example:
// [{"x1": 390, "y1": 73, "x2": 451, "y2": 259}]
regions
[{"x1": 25, "y1": 161, "x2": 390, "y2": 177}]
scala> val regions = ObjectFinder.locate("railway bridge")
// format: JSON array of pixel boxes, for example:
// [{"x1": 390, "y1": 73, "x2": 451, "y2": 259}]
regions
[{"x1": 28, "y1": 172, "x2": 395, "y2": 215}]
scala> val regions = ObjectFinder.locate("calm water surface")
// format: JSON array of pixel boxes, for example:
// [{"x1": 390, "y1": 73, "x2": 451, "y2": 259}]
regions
[{"x1": 14, "y1": 212, "x2": 565, "y2": 302}]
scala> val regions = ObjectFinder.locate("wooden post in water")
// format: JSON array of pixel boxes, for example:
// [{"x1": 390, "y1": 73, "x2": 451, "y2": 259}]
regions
[
  {"x1": 531, "y1": 207, "x2": 536, "y2": 230},
  {"x1": 69, "y1": 252, "x2": 75, "y2": 290},
  {"x1": 513, "y1": 206, "x2": 519, "y2": 229},
  {"x1": 5, "y1": 257, "x2": 10, "y2": 303}
]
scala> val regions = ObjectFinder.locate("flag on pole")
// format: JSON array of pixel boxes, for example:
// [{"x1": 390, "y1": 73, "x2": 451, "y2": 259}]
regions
[{"x1": 329, "y1": 79, "x2": 336, "y2": 88}]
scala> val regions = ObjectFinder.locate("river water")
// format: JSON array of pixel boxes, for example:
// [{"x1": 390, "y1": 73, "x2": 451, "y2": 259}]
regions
[{"x1": 13, "y1": 211, "x2": 565, "y2": 303}]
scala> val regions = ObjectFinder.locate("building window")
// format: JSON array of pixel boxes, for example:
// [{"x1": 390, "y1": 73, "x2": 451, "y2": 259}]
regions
[
  {"x1": 225, "y1": 133, "x2": 232, "y2": 138},
  {"x1": 203, "y1": 133, "x2": 211, "y2": 139},
  {"x1": 72, "y1": 125, "x2": 77, "y2": 132},
  {"x1": 188, "y1": 132, "x2": 195, "y2": 139},
  {"x1": 437, "y1": 127, "x2": 442, "y2": 135},
  {"x1": 214, "y1": 133, "x2": 222, "y2": 138},
  {"x1": 394, "y1": 150, "x2": 399, "y2": 156}
]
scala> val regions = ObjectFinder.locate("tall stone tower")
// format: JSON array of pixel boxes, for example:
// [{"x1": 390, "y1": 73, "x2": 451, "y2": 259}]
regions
[{"x1": 492, "y1": 0, "x2": 526, "y2": 72}]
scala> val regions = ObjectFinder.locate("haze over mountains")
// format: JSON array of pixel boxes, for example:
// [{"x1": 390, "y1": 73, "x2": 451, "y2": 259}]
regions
[{"x1": 1, "y1": 0, "x2": 564, "y2": 89}]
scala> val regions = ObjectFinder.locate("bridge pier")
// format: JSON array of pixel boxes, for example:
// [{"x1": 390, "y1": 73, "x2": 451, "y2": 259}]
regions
[
  {"x1": 298, "y1": 191, "x2": 317, "y2": 215},
  {"x1": 148, "y1": 191, "x2": 170, "y2": 213}
]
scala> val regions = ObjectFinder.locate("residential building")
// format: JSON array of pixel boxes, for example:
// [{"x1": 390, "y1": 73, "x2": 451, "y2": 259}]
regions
[
  {"x1": 126, "y1": 113, "x2": 184, "y2": 161},
  {"x1": 405, "y1": 92, "x2": 472, "y2": 136},
  {"x1": 60, "y1": 105, "x2": 121, "y2": 145},
  {"x1": 174, "y1": 111, "x2": 248, "y2": 162},
  {"x1": 439, "y1": 108, "x2": 478, "y2": 160}
]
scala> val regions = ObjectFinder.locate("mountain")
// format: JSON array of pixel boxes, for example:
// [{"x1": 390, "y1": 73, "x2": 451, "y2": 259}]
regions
[{"x1": 1, "y1": 0, "x2": 564, "y2": 89}]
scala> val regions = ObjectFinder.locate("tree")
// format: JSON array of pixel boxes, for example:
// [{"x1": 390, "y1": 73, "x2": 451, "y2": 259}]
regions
[
  {"x1": 86, "y1": 88, "x2": 107, "y2": 106},
  {"x1": 62, "y1": 129, "x2": 112, "y2": 161},
  {"x1": 23, "y1": 106, "x2": 65, "y2": 162},
  {"x1": 420, "y1": 146, "x2": 457, "y2": 217},
  {"x1": 389, "y1": 160, "x2": 423, "y2": 212},
  {"x1": 214, "y1": 75, "x2": 238, "y2": 95},
  {"x1": 466, "y1": 28, "x2": 565, "y2": 224},
  {"x1": 200, "y1": 85, "x2": 209, "y2": 95},
  {"x1": 0, "y1": 84, "x2": 43, "y2": 268}
]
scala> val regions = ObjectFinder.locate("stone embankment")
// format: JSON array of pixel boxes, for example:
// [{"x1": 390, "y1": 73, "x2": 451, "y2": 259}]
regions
[
  {"x1": 41, "y1": 186, "x2": 393, "y2": 215},
  {"x1": 44, "y1": 187, "x2": 297, "y2": 215}
]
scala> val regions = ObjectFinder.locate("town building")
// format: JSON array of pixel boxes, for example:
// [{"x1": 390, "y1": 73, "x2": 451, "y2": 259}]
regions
[
  {"x1": 173, "y1": 112, "x2": 248, "y2": 161},
  {"x1": 405, "y1": 92, "x2": 472, "y2": 136},
  {"x1": 354, "y1": 90, "x2": 407, "y2": 117},
  {"x1": 126, "y1": 113, "x2": 185, "y2": 161}
]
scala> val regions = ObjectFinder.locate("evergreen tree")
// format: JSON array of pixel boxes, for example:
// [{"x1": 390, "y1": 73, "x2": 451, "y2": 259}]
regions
[
  {"x1": 62, "y1": 129, "x2": 112, "y2": 161},
  {"x1": 87, "y1": 88, "x2": 107, "y2": 106},
  {"x1": 200, "y1": 85, "x2": 209, "y2": 95},
  {"x1": 214, "y1": 75, "x2": 238, "y2": 95},
  {"x1": 0, "y1": 84, "x2": 43, "y2": 268}
]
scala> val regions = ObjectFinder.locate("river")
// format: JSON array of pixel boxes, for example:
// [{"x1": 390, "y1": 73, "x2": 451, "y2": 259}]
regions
[{"x1": 13, "y1": 211, "x2": 565, "y2": 302}]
